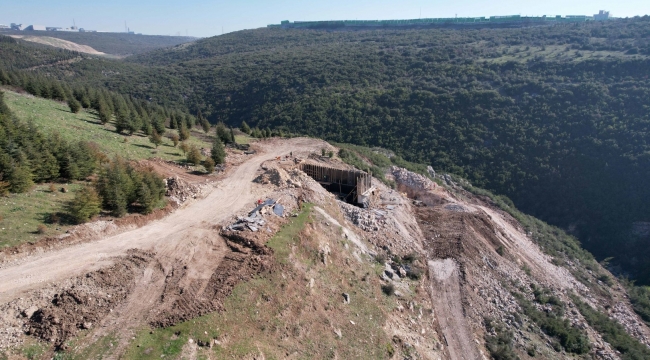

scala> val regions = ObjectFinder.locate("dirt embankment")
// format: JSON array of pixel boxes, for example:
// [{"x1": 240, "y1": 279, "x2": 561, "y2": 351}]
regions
[{"x1": 10, "y1": 35, "x2": 105, "y2": 55}]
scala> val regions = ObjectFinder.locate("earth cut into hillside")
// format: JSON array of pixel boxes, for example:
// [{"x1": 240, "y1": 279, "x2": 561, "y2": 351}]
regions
[{"x1": 0, "y1": 138, "x2": 648, "y2": 359}]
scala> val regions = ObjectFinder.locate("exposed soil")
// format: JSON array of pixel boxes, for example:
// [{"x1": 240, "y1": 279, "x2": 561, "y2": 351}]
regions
[
  {"x1": 10, "y1": 35, "x2": 105, "y2": 55},
  {"x1": 0, "y1": 137, "x2": 327, "y2": 353}
]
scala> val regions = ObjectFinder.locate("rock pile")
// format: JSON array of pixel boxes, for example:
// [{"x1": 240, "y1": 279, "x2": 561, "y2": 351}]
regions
[
  {"x1": 165, "y1": 176, "x2": 205, "y2": 206},
  {"x1": 390, "y1": 166, "x2": 436, "y2": 192},
  {"x1": 339, "y1": 202, "x2": 378, "y2": 232}
]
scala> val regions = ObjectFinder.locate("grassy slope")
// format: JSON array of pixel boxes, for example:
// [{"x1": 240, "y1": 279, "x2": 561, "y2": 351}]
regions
[
  {"x1": 0, "y1": 90, "x2": 212, "y2": 248},
  {"x1": 0, "y1": 183, "x2": 80, "y2": 248},
  {"x1": 3, "y1": 90, "x2": 211, "y2": 162}
]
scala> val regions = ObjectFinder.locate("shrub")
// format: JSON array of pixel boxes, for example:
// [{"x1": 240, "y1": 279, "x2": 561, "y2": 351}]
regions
[
  {"x1": 484, "y1": 319, "x2": 519, "y2": 360},
  {"x1": 149, "y1": 129, "x2": 163, "y2": 148},
  {"x1": 169, "y1": 133, "x2": 180, "y2": 147},
  {"x1": 66, "y1": 186, "x2": 102, "y2": 224},
  {"x1": 179, "y1": 142, "x2": 189, "y2": 155},
  {"x1": 211, "y1": 138, "x2": 226, "y2": 165},
  {"x1": 406, "y1": 267, "x2": 423, "y2": 280},
  {"x1": 36, "y1": 224, "x2": 47, "y2": 234},
  {"x1": 67, "y1": 98, "x2": 81, "y2": 113},
  {"x1": 381, "y1": 283, "x2": 395, "y2": 296},
  {"x1": 179, "y1": 123, "x2": 190, "y2": 141},
  {"x1": 572, "y1": 295, "x2": 650, "y2": 359},
  {"x1": 203, "y1": 157, "x2": 215, "y2": 173},
  {"x1": 186, "y1": 145, "x2": 202, "y2": 165}
]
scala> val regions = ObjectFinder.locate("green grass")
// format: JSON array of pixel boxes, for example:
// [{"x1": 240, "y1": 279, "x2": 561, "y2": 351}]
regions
[
  {"x1": 234, "y1": 134, "x2": 251, "y2": 144},
  {"x1": 0, "y1": 182, "x2": 81, "y2": 248},
  {"x1": 3, "y1": 89, "x2": 211, "y2": 162}
]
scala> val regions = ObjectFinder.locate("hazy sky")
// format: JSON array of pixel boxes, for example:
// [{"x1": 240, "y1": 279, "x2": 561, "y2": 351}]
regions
[{"x1": 3, "y1": 0, "x2": 649, "y2": 38}]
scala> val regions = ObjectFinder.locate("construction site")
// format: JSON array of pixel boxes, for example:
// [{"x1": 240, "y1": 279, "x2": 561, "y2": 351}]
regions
[{"x1": 0, "y1": 137, "x2": 648, "y2": 359}]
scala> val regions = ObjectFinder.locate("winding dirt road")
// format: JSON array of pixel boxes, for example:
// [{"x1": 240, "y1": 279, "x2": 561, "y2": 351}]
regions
[{"x1": 0, "y1": 138, "x2": 321, "y2": 304}]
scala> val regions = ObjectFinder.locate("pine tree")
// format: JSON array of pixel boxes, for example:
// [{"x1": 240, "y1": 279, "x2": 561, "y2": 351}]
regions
[
  {"x1": 170, "y1": 133, "x2": 180, "y2": 147},
  {"x1": 66, "y1": 186, "x2": 102, "y2": 224},
  {"x1": 179, "y1": 122, "x2": 190, "y2": 141},
  {"x1": 203, "y1": 157, "x2": 215, "y2": 173},
  {"x1": 230, "y1": 127, "x2": 236, "y2": 143},
  {"x1": 8, "y1": 165, "x2": 34, "y2": 193},
  {"x1": 149, "y1": 130, "x2": 163, "y2": 148},
  {"x1": 68, "y1": 98, "x2": 81, "y2": 113},
  {"x1": 179, "y1": 141, "x2": 189, "y2": 155},
  {"x1": 201, "y1": 118, "x2": 211, "y2": 133},
  {"x1": 186, "y1": 145, "x2": 202, "y2": 165},
  {"x1": 50, "y1": 83, "x2": 66, "y2": 102},
  {"x1": 215, "y1": 122, "x2": 231, "y2": 144},
  {"x1": 115, "y1": 106, "x2": 131, "y2": 134},
  {"x1": 240, "y1": 121, "x2": 251, "y2": 134},
  {"x1": 211, "y1": 138, "x2": 226, "y2": 165},
  {"x1": 169, "y1": 113, "x2": 178, "y2": 129}
]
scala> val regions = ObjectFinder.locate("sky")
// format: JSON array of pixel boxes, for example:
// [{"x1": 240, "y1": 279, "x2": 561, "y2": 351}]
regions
[{"x1": 3, "y1": 0, "x2": 650, "y2": 38}]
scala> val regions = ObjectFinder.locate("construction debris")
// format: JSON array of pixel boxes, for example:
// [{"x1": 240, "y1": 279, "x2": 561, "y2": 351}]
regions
[{"x1": 226, "y1": 199, "x2": 285, "y2": 232}]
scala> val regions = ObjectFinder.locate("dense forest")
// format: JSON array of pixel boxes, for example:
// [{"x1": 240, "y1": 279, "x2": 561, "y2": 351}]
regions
[{"x1": 1, "y1": 18, "x2": 650, "y2": 283}]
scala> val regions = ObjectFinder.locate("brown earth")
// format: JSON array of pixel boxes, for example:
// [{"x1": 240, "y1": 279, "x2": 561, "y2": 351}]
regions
[
  {"x1": 9, "y1": 35, "x2": 105, "y2": 55},
  {"x1": 0, "y1": 137, "x2": 326, "y2": 353}
]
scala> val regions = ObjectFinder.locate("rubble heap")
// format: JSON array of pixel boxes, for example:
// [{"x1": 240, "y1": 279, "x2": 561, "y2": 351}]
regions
[
  {"x1": 339, "y1": 201, "x2": 378, "y2": 232},
  {"x1": 390, "y1": 166, "x2": 436, "y2": 192},
  {"x1": 165, "y1": 176, "x2": 205, "y2": 206},
  {"x1": 225, "y1": 199, "x2": 285, "y2": 233}
]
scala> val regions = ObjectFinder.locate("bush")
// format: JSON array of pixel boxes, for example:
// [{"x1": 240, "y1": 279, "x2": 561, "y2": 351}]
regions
[
  {"x1": 381, "y1": 283, "x2": 395, "y2": 296},
  {"x1": 67, "y1": 98, "x2": 81, "y2": 113},
  {"x1": 186, "y1": 145, "x2": 202, "y2": 165},
  {"x1": 211, "y1": 138, "x2": 226, "y2": 165},
  {"x1": 406, "y1": 267, "x2": 423, "y2": 280},
  {"x1": 179, "y1": 123, "x2": 190, "y2": 141},
  {"x1": 572, "y1": 295, "x2": 650, "y2": 359},
  {"x1": 66, "y1": 186, "x2": 102, "y2": 224},
  {"x1": 203, "y1": 157, "x2": 215, "y2": 173},
  {"x1": 484, "y1": 319, "x2": 519, "y2": 360},
  {"x1": 515, "y1": 291, "x2": 590, "y2": 354},
  {"x1": 36, "y1": 224, "x2": 47, "y2": 234},
  {"x1": 149, "y1": 130, "x2": 163, "y2": 148},
  {"x1": 169, "y1": 133, "x2": 180, "y2": 147}
]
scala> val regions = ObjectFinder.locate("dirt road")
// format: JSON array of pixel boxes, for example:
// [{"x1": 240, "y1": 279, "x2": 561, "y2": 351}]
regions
[
  {"x1": 428, "y1": 259, "x2": 481, "y2": 360},
  {"x1": 0, "y1": 138, "x2": 320, "y2": 304}
]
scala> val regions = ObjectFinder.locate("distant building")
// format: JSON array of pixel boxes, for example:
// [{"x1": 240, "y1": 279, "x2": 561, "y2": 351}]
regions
[
  {"x1": 10, "y1": 23, "x2": 24, "y2": 31},
  {"x1": 0, "y1": 24, "x2": 9, "y2": 29},
  {"x1": 594, "y1": 10, "x2": 610, "y2": 21},
  {"x1": 46, "y1": 27, "x2": 62, "y2": 31},
  {"x1": 25, "y1": 25, "x2": 47, "y2": 31}
]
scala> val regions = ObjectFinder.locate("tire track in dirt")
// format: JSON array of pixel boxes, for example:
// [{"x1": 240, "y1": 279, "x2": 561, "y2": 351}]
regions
[{"x1": 428, "y1": 259, "x2": 481, "y2": 360}]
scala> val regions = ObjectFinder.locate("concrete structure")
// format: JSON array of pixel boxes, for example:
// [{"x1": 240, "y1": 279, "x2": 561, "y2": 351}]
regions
[
  {"x1": 10, "y1": 23, "x2": 23, "y2": 31},
  {"x1": 301, "y1": 163, "x2": 376, "y2": 206},
  {"x1": 25, "y1": 25, "x2": 46, "y2": 31},
  {"x1": 0, "y1": 24, "x2": 9, "y2": 29},
  {"x1": 594, "y1": 10, "x2": 610, "y2": 21}
]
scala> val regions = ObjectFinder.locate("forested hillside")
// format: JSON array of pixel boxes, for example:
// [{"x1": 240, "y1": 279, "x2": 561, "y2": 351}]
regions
[
  {"x1": 2, "y1": 18, "x2": 650, "y2": 283},
  {"x1": 0, "y1": 30, "x2": 195, "y2": 56}
]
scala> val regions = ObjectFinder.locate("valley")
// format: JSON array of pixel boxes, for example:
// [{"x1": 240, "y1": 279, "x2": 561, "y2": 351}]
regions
[{"x1": 1, "y1": 14, "x2": 650, "y2": 360}]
